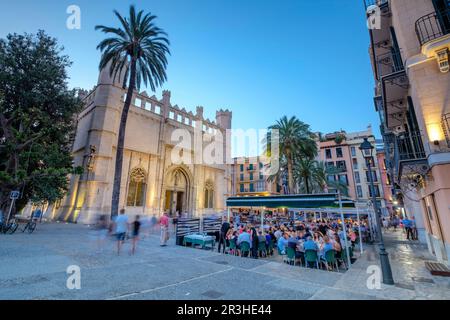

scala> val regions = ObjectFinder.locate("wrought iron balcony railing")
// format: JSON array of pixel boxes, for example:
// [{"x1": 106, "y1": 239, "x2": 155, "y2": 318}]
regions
[
  {"x1": 396, "y1": 131, "x2": 426, "y2": 161},
  {"x1": 442, "y1": 113, "x2": 450, "y2": 148},
  {"x1": 376, "y1": 50, "x2": 404, "y2": 79},
  {"x1": 416, "y1": 9, "x2": 450, "y2": 46}
]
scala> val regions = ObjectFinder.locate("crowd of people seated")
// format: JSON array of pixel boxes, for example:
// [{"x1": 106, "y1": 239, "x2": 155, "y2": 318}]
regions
[{"x1": 218, "y1": 214, "x2": 371, "y2": 271}]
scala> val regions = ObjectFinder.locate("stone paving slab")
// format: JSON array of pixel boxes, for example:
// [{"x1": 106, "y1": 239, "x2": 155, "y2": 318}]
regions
[{"x1": 1, "y1": 223, "x2": 449, "y2": 300}]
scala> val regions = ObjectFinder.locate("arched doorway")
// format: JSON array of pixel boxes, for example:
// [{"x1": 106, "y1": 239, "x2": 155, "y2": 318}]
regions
[{"x1": 163, "y1": 166, "x2": 192, "y2": 217}]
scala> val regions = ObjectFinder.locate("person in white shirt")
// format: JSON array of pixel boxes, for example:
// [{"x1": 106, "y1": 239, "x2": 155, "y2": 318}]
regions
[{"x1": 113, "y1": 209, "x2": 129, "y2": 255}]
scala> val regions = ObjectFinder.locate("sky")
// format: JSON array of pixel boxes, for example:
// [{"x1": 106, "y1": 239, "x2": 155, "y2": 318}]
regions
[{"x1": 0, "y1": 0, "x2": 379, "y2": 139}]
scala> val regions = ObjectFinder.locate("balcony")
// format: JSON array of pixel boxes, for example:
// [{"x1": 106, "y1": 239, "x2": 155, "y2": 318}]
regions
[
  {"x1": 376, "y1": 50, "x2": 404, "y2": 79},
  {"x1": 416, "y1": 9, "x2": 450, "y2": 46},
  {"x1": 442, "y1": 113, "x2": 450, "y2": 148},
  {"x1": 393, "y1": 131, "x2": 427, "y2": 180}
]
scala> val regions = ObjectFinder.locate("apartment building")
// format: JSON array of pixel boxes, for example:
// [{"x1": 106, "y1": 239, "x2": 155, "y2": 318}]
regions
[
  {"x1": 318, "y1": 127, "x2": 388, "y2": 211},
  {"x1": 231, "y1": 157, "x2": 281, "y2": 197},
  {"x1": 365, "y1": 0, "x2": 450, "y2": 264}
]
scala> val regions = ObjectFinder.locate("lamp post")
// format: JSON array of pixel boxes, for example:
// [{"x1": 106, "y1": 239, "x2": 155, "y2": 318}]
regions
[{"x1": 359, "y1": 138, "x2": 394, "y2": 285}]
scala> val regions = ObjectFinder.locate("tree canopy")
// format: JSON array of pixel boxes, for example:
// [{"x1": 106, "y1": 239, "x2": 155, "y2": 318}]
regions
[{"x1": 0, "y1": 31, "x2": 82, "y2": 215}]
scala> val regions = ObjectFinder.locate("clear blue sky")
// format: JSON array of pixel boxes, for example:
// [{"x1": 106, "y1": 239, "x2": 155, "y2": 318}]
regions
[{"x1": 0, "y1": 0, "x2": 379, "y2": 137}]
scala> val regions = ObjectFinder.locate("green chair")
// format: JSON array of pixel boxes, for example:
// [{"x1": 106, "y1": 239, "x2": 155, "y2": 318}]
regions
[
  {"x1": 324, "y1": 250, "x2": 339, "y2": 272},
  {"x1": 258, "y1": 241, "x2": 267, "y2": 258},
  {"x1": 286, "y1": 247, "x2": 296, "y2": 266},
  {"x1": 240, "y1": 242, "x2": 250, "y2": 258},
  {"x1": 229, "y1": 238, "x2": 237, "y2": 256},
  {"x1": 305, "y1": 250, "x2": 319, "y2": 269}
]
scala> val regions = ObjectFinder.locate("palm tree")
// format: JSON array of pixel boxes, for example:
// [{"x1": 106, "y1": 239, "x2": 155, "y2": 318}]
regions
[
  {"x1": 96, "y1": 5, "x2": 170, "y2": 218},
  {"x1": 314, "y1": 161, "x2": 349, "y2": 196},
  {"x1": 268, "y1": 116, "x2": 316, "y2": 194},
  {"x1": 293, "y1": 157, "x2": 318, "y2": 194}
]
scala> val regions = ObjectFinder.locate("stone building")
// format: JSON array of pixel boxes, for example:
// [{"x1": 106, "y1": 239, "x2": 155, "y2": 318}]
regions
[
  {"x1": 318, "y1": 127, "x2": 391, "y2": 212},
  {"x1": 54, "y1": 66, "x2": 232, "y2": 224},
  {"x1": 365, "y1": 0, "x2": 450, "y2": 264},
  {"x1": 230, "y1": 156, "x2": 281, "y2": 197}
]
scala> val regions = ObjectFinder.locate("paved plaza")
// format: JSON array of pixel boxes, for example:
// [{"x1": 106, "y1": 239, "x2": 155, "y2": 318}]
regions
[{"x1": 1, "y1": 223, "x2": 449, "y2": 300}]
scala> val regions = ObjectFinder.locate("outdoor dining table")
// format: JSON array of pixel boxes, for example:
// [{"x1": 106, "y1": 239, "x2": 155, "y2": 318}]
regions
[{"x1": 183, "y1": 233, "x2": 216, "y2": 249}]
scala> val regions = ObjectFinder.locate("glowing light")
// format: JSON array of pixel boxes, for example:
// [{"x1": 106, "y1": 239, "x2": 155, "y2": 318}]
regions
[{"x1": 428, "y1": 123, "x2": 443, "y2": 142}]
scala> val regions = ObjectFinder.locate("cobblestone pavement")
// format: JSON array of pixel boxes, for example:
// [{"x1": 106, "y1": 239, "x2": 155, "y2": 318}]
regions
[{"x1": 0, "y1": 223, "x2": 449, "y2": 300}]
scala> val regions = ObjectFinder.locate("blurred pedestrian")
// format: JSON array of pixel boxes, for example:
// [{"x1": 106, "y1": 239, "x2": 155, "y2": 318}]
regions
[
  {"x1": 130, "y1": 215, "x2": 141, "y2": 255},
  {"x1": 151, "y1": 214, "x2": 158, "y2": 233},
  {"x1": 113, "y1": 209, "x2": 129, "y2": 255},
  {"x1": 95, "y1": 214, "x2": 109, "y2": 252},
  {"x1": 160, "y1": 211, "x2": 169, "y2": 246}
]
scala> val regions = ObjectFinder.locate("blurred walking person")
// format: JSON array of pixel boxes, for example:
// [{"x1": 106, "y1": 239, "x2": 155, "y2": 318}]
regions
[
  {"x1": 160, "y1": 211, "x2": 169, "y2": 246},
  {"x1": 95, "y1": 214, "x2": 109, "y2": 252},
  {"x1": 113, "y1": 209, "x2": 129, "y2": 255},
  {"x1": 130, "y1": 215, "x2": 141, "y2": 255}
]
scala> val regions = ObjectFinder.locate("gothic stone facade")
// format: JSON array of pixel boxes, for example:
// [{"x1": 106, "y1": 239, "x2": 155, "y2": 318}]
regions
[{"x1": 56, "y1": 68, "x2": 232, "y2": 224}]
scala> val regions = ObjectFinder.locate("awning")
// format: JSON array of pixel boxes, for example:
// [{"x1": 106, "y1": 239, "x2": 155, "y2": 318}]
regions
[{"x1": 226, "y1": 194, "x2": 355, "y2": 209}]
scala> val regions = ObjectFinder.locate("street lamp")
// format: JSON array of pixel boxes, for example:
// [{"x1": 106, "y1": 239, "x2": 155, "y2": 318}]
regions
[{"x1": 359, "y1": 138, "x2": 394, "y2": 285}]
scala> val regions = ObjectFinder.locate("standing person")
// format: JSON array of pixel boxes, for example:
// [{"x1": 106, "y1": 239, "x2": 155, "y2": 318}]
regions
[
  {"x1": 411, "y1": 216, "x2": 418, "y2": 240},
  {"x1": 113, "y1": 209, "x2": 129, "y2": 255},
  {"x1": 160, "y1": 211, "x2": 170, "y2": 246},
  {"x1": 250, "y1": 224, "x2": 259, "y2": 259},
  {"x1": 130, "y1": 215, "x2": 141, "y2": 255},
  {"x1": 218, "y1": 217, "x2": 231, "y2": 254},
  {"x1": 403, "y1": 216, "x2": 412, "y2": 240}
]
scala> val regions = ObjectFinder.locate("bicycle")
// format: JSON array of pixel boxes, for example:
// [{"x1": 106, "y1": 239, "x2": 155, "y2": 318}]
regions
[
  {"x1": 20, "y1": 218, "x2": 37, "y2": 233},
  {"x1": 0, "y1": 218, "x2": 19, "y2": 234}
]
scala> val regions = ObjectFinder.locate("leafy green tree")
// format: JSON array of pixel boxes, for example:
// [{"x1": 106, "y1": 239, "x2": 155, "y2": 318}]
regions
[
  {"x1": 96, "y1": 5, "x2": 170, "y2": 218},
  {"x1": 0, "y1": 31, "x2": 82, "y2": 217}
]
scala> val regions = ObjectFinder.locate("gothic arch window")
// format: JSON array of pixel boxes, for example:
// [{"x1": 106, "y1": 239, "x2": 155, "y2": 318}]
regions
[
  {"x1": 204, "y1": 180, "x2": 214, "y2": 209},
  {"x1": 127, "y1": 167, "x2": 147, "y2": 207}
]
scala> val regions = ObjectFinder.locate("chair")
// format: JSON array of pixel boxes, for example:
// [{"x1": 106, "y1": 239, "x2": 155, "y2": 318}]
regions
[
  {"x1": 258, "y1": 241, "x2": 267, "y2": 258},
  {"x1": 305, "y1": 250, "x2": 319, "y2": 269},
  {"x1": 240, "y1": 242, "x2": 250, "y2": 258},
  {"x1": 229, "y1": 238, "x2": 237, "y2": 256},
  {"x1": 324, "y1": 250, "x2": 339, "y2": 272},
  {"x1": 286, "y1": 247, "x2": 296, "y2": 266}
]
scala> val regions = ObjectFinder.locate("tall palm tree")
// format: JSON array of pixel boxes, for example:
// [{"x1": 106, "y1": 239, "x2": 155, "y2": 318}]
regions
[
  {"x1": 293, "y1": 157, "x2": 318, "y2": 194},
  {"x1": 96, "y1": 5, "x2": 170, "y2": 218},
  {"x1": 314, "y1": 161, "x2": 349, "y2": 196},
  {"x1": 269, "y1": 116, "x2": 316, "y2": 194}
]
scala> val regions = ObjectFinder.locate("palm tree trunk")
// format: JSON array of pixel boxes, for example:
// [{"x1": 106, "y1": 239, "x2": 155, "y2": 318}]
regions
[
  {"x1": 110, "y1": 58, "x2": 137, "y2": 218},
  {"x1": 287, "y1": 152, "x2": 294, "y2": 195},
  {"x1": 305, "y1": 175, "x2": 310, "y2": 194}
]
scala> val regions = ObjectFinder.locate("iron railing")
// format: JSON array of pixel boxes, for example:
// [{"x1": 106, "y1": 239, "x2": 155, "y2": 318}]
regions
[
  {"x1": 396, "y1": 131, "x2": 426, "y2": 162},
  {"x1": 376, "y1": 50, "x2": 404, "y2": 79},
  {"x1": 442, "y1": 113, "x2": 450, "y2": 147},
  {"x1": 416, "y1": 9, "x2": 450, "y2": 46}
]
